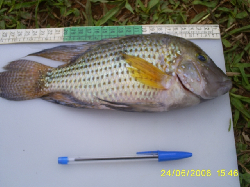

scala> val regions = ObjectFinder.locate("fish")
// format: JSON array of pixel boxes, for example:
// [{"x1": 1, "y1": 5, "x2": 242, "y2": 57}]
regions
[{"x1": 0, "y1": 34, "x2": 232, "y2": 112}]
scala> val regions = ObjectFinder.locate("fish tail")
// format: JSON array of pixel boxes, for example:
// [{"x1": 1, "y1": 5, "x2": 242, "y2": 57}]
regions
[{"x1": 0, "y1": 59, "x2": 52, "y2": 101}]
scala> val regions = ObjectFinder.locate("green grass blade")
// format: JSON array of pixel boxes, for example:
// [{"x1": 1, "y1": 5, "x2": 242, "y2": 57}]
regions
[
  {"x1": 239, "y1": 67, "x2": 249, "y2": 85},
  {"x1": 224, "y1": 42, "x2": 239, "y2": 53},
  {"x1": 233, "y1": 109, "x2": 240, "y2": 127},
  {"x1": 236, "y1": 11, "x2": 248, "y2": 19},
  {"x1": 0, "y1": 0, "x2": 3, "y2": 9},
  {"x1": 218, "y1": 7, "x2": 232, "y2": 13},
  {"x1": 14, "y1": 2, "x2": 36, "y2": 9},
  {"x1": 60, "y1": 6, "x2": 66, "y2": 17},
  {"x1": 0, "y1": 20, "x2": 5, "y2": 29},
  {"x1": 228, "y1": 119, "x2": 232, "y2": 132},
  {"x1": 73, "y1": 8, "x2": 80, "y2": 17},
  {"x1": 90, "y1": 0, "x2": 108, "y2": 2},
  {"x1": 125, "y1": 0, "x2": 134, "y2": 14},
  {"x1": 230, "y1": 93, "x2": 250, "y2": 104},
  {"x1": 86, "y1": 0, "x2": 94, "y2": 26},
  {"x1": 227, "y1": 15, "x2": 235, "y2": 28},
  {"x1": 147, "y1": 0, "x2": 160, "y2": 13},
  {"x1": 20, "y1": 12, "x2": 32, "y2": 19},
  {"x1": 0, "y1": 8, "x2": 7, "y2": 14},
  {"x1": 232, "y1": 63, "x2": 250, "y2": 68},
  {"x1": 136, "y1": 0, "x2": 146, "y2": 12},
  {"x1": 64, "y1": 0, "x2": 71, "y2": 7},
  {"x1": 96, "y1": 2, "x2": 124, "y2": 26},
  {"x1": 231, "y1": 97, "x2": 250, "y2": 119},
  {"x1": 35, "y1": 0, "x2": 41, "y2": 28},
  {"x1": 173, "y1": 1, "x2": 180, "y2": 10},
  {"x1": 224, "y1": 25, "x2": 250, "y2": 38},
  {"x1": 240, "y1": 173, "x2": 250, "y2": 184},
  {"x1": 16, "y1": 21, "x2": 25, "y2": 29},
  {"x1": 190, "y1": 11, "x2": 207, "y2": 24},
  {"x1": 192, "y1": 0, "x2": 218, "y2": 8},
  {"x1": 222, "y1": 38, "x2": 231, "y2": 48}
]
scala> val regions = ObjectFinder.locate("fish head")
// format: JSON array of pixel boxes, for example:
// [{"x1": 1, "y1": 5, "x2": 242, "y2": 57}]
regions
[{"x1": 176, "y1": 42, "x2": 232, "y2": 100}]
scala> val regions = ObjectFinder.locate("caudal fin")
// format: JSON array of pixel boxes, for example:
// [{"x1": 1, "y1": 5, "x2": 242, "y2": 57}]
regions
[{"x1": 0, "y1": 60, "x2": 51, "y2": 101}]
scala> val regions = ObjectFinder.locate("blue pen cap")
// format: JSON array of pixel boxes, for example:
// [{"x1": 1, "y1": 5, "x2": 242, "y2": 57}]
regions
[
  {"x1": 158, "y1": 151, "x2": 192, "y2": 162},
  {"x1": 137, "y1": 151, "x2": 192, "y2": 162},
  {"x1": 58, "y1": 157, "x2": 69, "y2": 164}
]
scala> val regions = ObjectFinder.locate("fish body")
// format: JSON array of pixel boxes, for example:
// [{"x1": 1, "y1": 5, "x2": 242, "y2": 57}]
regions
[{"x1": 0, "y1": 34, "x2": 232, "y2": 112}]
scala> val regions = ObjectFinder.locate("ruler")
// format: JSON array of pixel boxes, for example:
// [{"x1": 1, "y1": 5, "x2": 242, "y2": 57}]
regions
[{"x1": 0, "y1": 24, "x2": 220, "y2": 44}]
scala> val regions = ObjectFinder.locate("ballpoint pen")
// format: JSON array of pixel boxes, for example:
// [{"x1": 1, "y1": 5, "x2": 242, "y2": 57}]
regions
[{"x1": 58, "y1": 150, "x2": 192, "y2": 164}]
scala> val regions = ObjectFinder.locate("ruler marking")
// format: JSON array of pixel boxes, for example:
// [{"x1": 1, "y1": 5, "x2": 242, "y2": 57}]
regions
[{"x1": 0, "y1": 25, "x2": 220, "y2": 44}]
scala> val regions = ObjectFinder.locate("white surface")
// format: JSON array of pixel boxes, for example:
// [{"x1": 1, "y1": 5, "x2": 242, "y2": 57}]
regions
[{"x1": 0, "y1": 40, "x2": 239, "y2": 187}]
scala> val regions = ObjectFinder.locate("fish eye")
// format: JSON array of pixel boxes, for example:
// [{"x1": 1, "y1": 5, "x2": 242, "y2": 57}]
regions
[{"x1": 197, "y1": 54, "x2": 207, "y2": 62}]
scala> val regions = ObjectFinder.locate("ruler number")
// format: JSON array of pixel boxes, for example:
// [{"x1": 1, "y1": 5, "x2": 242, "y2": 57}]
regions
[
  {"x1": 40, "y1": 30, "x2": 45, "y2": 36},
  {"x1": 32, "y1": 30, "x2": 38, "y2": 36},
  {"x1": 48, "y1": 30, "x2": 53, "y2": 35},
  {"x1": 17, "y1": 31, "x2": 22, "y2": 36}
]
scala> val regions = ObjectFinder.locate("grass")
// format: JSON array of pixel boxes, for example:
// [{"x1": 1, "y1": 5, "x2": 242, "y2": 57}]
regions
[{"x1": 0, "y1": 0, "x2": 250, "y2": 185}]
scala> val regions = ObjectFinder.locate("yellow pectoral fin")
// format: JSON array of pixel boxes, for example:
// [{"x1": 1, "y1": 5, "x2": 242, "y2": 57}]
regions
[
  {"x1": 124, "y1": 54, "x2": 171, "y2": 89},
  {"x1": 127, "y1": 67, "x2": 166, "y2": 89}
]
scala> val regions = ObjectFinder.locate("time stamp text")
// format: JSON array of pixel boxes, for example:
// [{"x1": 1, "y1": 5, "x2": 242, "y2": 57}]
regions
[{"x1": 161, "y1": 169, "x2": 238, "y2": 177}]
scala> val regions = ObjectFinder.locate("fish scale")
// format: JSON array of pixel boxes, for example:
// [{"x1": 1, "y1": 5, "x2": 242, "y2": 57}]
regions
[{"x1": 45, "y1": 35, "x2": 179, "y2": 105}]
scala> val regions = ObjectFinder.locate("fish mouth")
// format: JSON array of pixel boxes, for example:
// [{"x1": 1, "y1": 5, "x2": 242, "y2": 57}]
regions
[
  {"x1": 209, "y1": 79, "x2": 232, "y2": 98},
  {"x1": 218, "y1": 80, "x2": 232, "y2": 95}
]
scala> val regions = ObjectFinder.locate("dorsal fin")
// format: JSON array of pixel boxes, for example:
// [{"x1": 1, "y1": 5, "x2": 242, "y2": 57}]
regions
[
  {"x1": 28, "y1": 44, "x2": 91, "y2": 63},
  {"x1": 28, "y1": 37, "x2": 126, "y2": 65}
]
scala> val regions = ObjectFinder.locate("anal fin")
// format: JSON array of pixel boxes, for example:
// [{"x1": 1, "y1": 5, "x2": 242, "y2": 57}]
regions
[
  {"x1": 42, "y1": 92, "x2": 92, "y2": 108},
  {"x1": 98, "y1": 98, "x2": 165, "y2": 112}
]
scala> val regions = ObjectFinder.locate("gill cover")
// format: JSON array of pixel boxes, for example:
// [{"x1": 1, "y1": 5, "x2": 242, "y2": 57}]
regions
[{"x1": 177, "y1": 54, "x2": 232, "y2": 99}]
